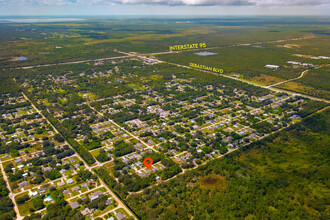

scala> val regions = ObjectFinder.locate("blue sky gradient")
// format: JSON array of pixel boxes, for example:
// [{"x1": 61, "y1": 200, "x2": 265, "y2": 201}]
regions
[{"x1": 0, "y1": 0, "x2": 329, "y2": 15}]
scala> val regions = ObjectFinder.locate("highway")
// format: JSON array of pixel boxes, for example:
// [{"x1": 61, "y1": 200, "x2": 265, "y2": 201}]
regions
[
  {"x1": 11, "y1": 36, "x2": 313, "y2": 70},
  {"x1": 163, "y1": 61, "x2": 330, "y2": 104}
]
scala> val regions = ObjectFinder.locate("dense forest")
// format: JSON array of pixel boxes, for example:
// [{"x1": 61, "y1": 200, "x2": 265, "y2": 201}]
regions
[{"x1": 126, "y1": 108, "x2": 330, "y2": 219}]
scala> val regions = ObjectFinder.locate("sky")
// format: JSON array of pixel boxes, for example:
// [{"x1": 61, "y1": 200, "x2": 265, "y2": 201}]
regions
[{"x1": 0, "y1": 0, "x2": 330, "y2": 16}]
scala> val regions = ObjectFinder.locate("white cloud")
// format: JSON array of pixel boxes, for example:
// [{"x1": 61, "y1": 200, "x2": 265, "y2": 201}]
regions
[
  {"x1": 1, "y1": 0, "x2": 330, "y2": 6},
  {"x1": 252, "y1": 0, "x2": 329, "y2": 6},
  {"x1": 101, "y1": 0, "x2": 330, "y2": 6}
]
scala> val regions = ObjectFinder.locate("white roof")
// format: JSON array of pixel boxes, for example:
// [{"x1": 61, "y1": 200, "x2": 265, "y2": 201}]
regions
[
  {"x1": 44, "y1": 197, "x2": 52, "y2": 202},
  {"x1": 29, "y1": 191, "x2": 38, "y2": 196},
  {"x1": 265, "y1": 64, "x2": 279, "y2": 68}
]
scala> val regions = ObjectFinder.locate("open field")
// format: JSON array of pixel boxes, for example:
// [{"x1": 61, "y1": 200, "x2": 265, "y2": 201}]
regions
[{"x1": 1, "y1": 17, "x2": 329, "y2": 69}]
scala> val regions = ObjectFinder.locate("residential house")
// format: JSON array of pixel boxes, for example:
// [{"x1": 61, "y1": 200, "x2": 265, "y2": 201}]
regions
[
  {"x1": 42, "y1": 167, "x2": 52, "y2": 172},
  {"x1": 81, "y1": 183, "x2": 88, "y2": 189},
  {"x1": 69, "y1": 201, "x2": 79, "y2": 209},
  {"x1": 88, "y1": 179, "x2": 96, "y2": 185},
  {"x1": 38, "y1": 188, "x2": 47, "y2": 194},
  {"x1": 19, "y1": 181, "x2": 28, "y2": 189},
  {"x1": 138, "y1": 172, "x2": 147, "y2": 178},
  {"x1": 116, "y1": 212, "x2": 126, "y2": 220},
  {"x1": 29, "y1": 191, "x2": 38, "y2": 197},
  {"x1": 90, "y1": 191, "x2": 103, "y2": 201},
  {"x1": 81, "y1": 208, "x2": 91, "y2": 216},
  {"x1": 44, "y1": 196, "x2": 53, "y2": 202},
  {"x1": 57, "y1": 182, "x2": 65, "y2": 187},
  {"x1": 105, "y1": 198, "x2": 112, "y2": 206},
  {"x1": 72, "y1": 186, "x2": 80, "y2": 192},
  {"x1": 63, "y1": 190, "x2": 71, "y2": 195}
]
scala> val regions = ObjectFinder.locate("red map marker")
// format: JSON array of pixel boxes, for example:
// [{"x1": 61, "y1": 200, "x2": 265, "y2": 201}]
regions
[{"x1": 144, "y1": 157, "x2": 153, "y2": 169}]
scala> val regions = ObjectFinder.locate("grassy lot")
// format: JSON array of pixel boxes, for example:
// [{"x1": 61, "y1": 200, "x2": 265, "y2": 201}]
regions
[
  {"x1": 199, "y1": 174, "x2": 226, "y2": 189},
  {"x1": 277, "y1": 80, "x2": 330, "y2": 100},
  {"x1": 16, "y1": 192, "x2": 33, "y2": 216}
]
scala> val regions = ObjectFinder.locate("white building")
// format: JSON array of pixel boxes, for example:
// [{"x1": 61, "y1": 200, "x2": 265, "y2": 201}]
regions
[{"x1": 265, "y1": 64, "x2": 279, "y2": 69}]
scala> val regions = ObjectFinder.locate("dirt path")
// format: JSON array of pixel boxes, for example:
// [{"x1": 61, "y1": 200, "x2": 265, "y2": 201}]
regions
[
  {"x1": 266, "y1": 69, "x2": 309, "y2": 88},
  {"x1": 0, "y1": 161, "x2": 23, "y2": 220}
]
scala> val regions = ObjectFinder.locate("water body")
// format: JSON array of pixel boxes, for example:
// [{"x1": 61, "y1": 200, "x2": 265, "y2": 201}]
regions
[
  {"x1": 18, "y1": 56, "x2": 28, "y2": 61},
  {"x1": 0, "y1": 18, "x2": 84, "y2": 23},
  {"x1": 11, "y1": 56, "x2": 28, "y2": 61},
  {"x1": 195, "y1": 51, "x2": 218, "y2": 56}
]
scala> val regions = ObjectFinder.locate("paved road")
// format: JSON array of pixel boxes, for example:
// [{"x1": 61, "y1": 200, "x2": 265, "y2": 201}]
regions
[
  {"x1": 129, "y1": 104, "x2": 330, "y2": 196},
  {"x1": 0, "y1": 160, "x2": 23, "y2": 220},
  {"x1": 12, "y1": 55, "x2": 133, "y2": 70},
  {"x1": 164, "y1": 61, "x2": 330, "y2": 104},
  {"x1": 10, "y1": 36, "x2": 313, "y2": 70},
  {"x1": 88, "y1": 103, "x2": 158, "y2": 153},
  {"x1": 21, "y1": 92, "x2": 137, "y2": 220}
]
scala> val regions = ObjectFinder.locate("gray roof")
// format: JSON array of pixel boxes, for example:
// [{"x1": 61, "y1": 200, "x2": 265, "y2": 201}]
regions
[
  {"x1": 19, "y1": 181, "x2": 28, "y2": 188},
  {"x1": 81, "y1": 183, "x2": 88, "y2": 188},
  {"x1": 92, "y1": 191, "x2": 103, "y2": 197},
  {"x1": 38, "y1": 188, "x2": 47, "y2": 193},
  {"x1": 116, "y1": 212, "x2": 125, "y2": 220},
  {"x1": 69, "y1": 201, "x2": 79, "y2": 209},
  {"x1": 72, "y1": 186, "x2": 80, "y2": 191}
]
